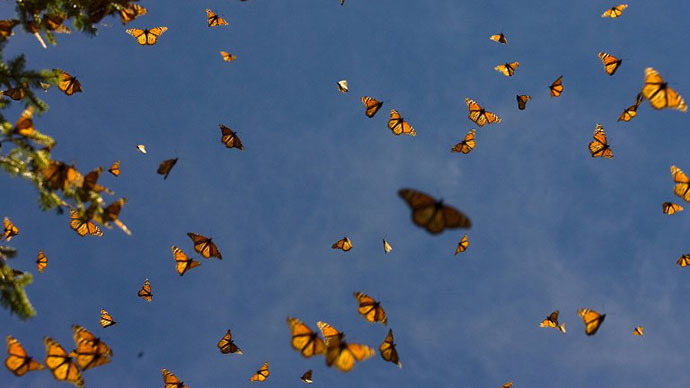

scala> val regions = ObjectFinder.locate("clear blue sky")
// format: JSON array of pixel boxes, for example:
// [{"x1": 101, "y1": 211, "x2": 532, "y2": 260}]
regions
[{"x1": 3, "y1": 1, "x2": 690, "y2": 387}]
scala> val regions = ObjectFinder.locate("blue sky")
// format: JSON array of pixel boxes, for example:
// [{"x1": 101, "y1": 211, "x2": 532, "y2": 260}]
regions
[{"x1": 2, "y1": 0, "x2": 690, "y2": 387}]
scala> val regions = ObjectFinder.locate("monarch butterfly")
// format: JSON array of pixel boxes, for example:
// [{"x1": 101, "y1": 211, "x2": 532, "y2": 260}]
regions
[
  {"x1": 219, "y1": 124, "x2": 244, "y2": 150},
  {"x1": 3, "y1": 217, "x2": 18, "y2": 241},
  {"x1": 354, "y1": 291, "x2": 388, "y2": 325},
  {"x1": 162, "y1": 368, "x2": 188, "y2": 388},
  {"x1": 494, "y1": 62, "x2": 520, "y2": 77},
  {"x1": 662, "y1": 202, "x2": 683, "y2": 215},
  {"x1": 640, "y1": 67, "x2": 687, "y2": 112},
  {"x1": 670, "y1": 165, "x2": 690, "y2": 202},
  {"x1": 172, "y1": 246, "x2": 201, "y2": 276},
  {"x1": 489, "y1": 32, "x2": 507, "y2": 44},
  {"x1": 676, "y1": 254, "x2": 690, "y2": 267},
  {"x1": 601, "y1": 4, "x2": 628, "y2": 18},
  {"x1": 633, "y1": 326, "x2": 644, "y2": 336},
  {"x1": 5, "y1": 336, "x2": 44, "y2": 376},
  {"x1": 70, "y1": 325, "x2": 112, "y2": 370},
  {"x1": 82, "y1": 167, "x2": 112, "y2": 195},
  {"x1": 454, "y1": 234, "x2": 469, "y2": 255},
  {"x1": 108, "y1": 161, "x2": 120, "y2": 176},
  {"x1": 516, "y1": 95, "x2": 531, "y2": 110},
  {"x1": 99, "y1": 309, "x2": 117, "y2": 328},
  {"x1": 220, "y1": 51, "x2": 237, "y2": 62},
  {"x1": 317, "y1": 321, "x2": 374, "y2": 372},
  {"x1": 69, "y1": 209, "x2": 103, "y2": 237},
  {"x1": 539, "y1": 310, "x2": 566, "y2": 334},
  {"x1": 361, "y1": 96, "x2": 383, "y2": 118},
  {"x1": 2, "y1": 86, "x2": 25, "y2": 100},
  {"x1": 286, "y1": 317, "x2": 325, "y2": 358},
  {"x1": 451, "y1": 129, "x2": 476, "y2": 154},
  {"x1": 465, "y1": 98, "x2": 501, "y2": 126},
  {"x1": 41, "y1": 161, "x2": 80, "y2": 190},
  {"x1": 589, "y1": 124, "x2": 613, "y2": 158},
  {"x1": 187, "y1": 233, "x2": 222, "y2": 259},
  {"x1": 0, "y1": 19, "x2": 19, "y2": 39},
  {"x1": 337, "y1": 80, "x2": 348, "y2": 93},
  {"x1": 136, "y1": 144, "x2": 147, "y2": 154},
  {"x1": 55, "y1": 70, "x2": 82, "y2": 96},
  {"x1": 43, "y1": 337, "x2": 84, "y2": 388},
  {"x1": 549, "y1": 76, "x2": 564, "y2": 97},
  {"x1": 125, "y1": 27, "x2": 167, "y2": 45},
  {"x1": 217, "y1": 329, "x2": 243, "y2": 354},
  {"x1": 577, "y1": 308, "x2": 605, "y2": 335},
  {"x1": 250, "y1": 361, "x2": 269, "y2": 382},
  {"x1": 398, "y1": 188, "x2": 472, "y2": 234},
  {"x1": 383, "y1": 239, "x2": 392, "y2": 253},
  {"x1": 93, "y1": 198, "x2": 130, "y2": 235},
  {"x1": 14, "y1": 107, "x2": 34, "y2": 136},
  {"x1": 207, "y1": 9, "x2": 228, "y2": 27},
  {"x1": 118, "y1": 3, "x2": 147, "y2": 25},
  {"x1": 598, "y1": 52, "x2": 622, "y2": 76},
  {"x1": 332, "y1": 236, "x2": 352, "y2": 251},
  {"x1": 36, "y1": 249, "x2": 47, "y2": 273},
  {"x1": 388, "y1": 109, "x2": 416, "y2": 136},
  {"x1": 138, "y1": 278, "x2": 152, "y2": 301},
  {"x1": 157, "y1": 158, "x2": 178, "y2": 180},
  {"x1": 618, "y1": 94, "x2": 643, "y2": 122},
  {"x1": 301, "y1": 369, "x2": 313, "y2": 384},
  {"x1": 379, "y1": 329, "x2": 401, "y2": 368},
  {"x1": 502, "y1": 383, "x2": 514, "y2": 388}
]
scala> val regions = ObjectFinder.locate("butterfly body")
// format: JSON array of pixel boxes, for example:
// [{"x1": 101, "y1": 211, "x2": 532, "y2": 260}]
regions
[{"x1": 398, "y1": 189, "x2": 471, "y2": 234}]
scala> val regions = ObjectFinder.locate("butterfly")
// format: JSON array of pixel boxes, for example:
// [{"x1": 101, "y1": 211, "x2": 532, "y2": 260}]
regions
[
  {"x1": 219, "y1": 124, "x2": 244, "y2": 151},
  {"x1": 388, "y1": 109, "x2": 416, "y2": 136},
  {"x1": 354, "y1": 291, "x2": 388, "y2": 325},
  {"x1": 361, "y1": 96, "x2": 383, "y2": 118},
  {"x1": 136, "y1": 144, "x2": 147, "y2": 154},
  {"x1": 45, "y1": 14, "x2": 71, "y2": 33},
  {"x1": 451, "y1": 129, "x2": 476, "y2": 154},
  {"x1": 286, "y1": 317, "x2": 325, "y2": 358},
  {"x1": 0, "y1": 19, "x2": 20, "y2": 39},
  {"x1": 82, "y1": 167, "x2": 113, "y2": 196},
  {"x1": 118, "y1": 3, "x2": 147, "y2": 25},
  {"x1": 4, "y1": 336, "x2": 44, "y2": 376},
  {"x1": 633, "y1": 326, "x2": 644, "y2": 336},
  {"x1": 43, "y1": 337, "x2": 84, "y2": 388},
  {"x1": 36, "y1": 249, "x2": 47, "y2": 273},
  {"x1": 337, "y1": 80, "x2": 348, "y2": 93},
  {"x1": 502, "y1": 383, "x2": 514, "y2": 388},
  {"x1": 126, "y1": 27, "x2": 167, "y2": 45},
  {"x1": 41, "y1": 161, "x2": 81, "y2": 190},
  {"x1": 3, "y1": 217, "x2": 18, "y2": 241},
  {"x1": 379, "y1": 329, "x2": 401, "y2": 368},
  {"x1": 663, "y1": 202, "x2": 683, "y2": 215},
  {"x1": 577, "y1": 308, "x2": 605, "y2": 335},
  {"x1": 250, "y1": 361, "x2": 269, "y2": 382},
  {"x1": 162, "y1": 368, "x2": 188, "y2": 388},
  {"x1": 383, "y1": 239, "x2": 392, "y2": 253},
  {"x1": 601, "y1": 4, "x2": 628, "y2": 18},
  {"x1": 14, "y1": 107, "x2": 34, "y2": 136},
  {"x1": 207, "y1": 9, "x2": 228, "y2": 27},
  {"x1": 69, "y1": 209, "x2": 103, "y2": 237},
  {"x1": 549, "y1": 76, "x2": 564, "y2": 97},
  {"x1": 99, "y1": 309, "x2": 117, "y2": 328},
  {"x1": 465, "y1": 98, "x2": 501, "y2": 126},
  {"x1": 398, "y1": 188, "x2": 472, "y2": 234},
  {"x1": 539, "y1": 310, "x2": 566, "y2": 334},
  {"x1": 494, "y1": 62, "x2": 520, "y2": 77},
  {"x1": 516, "y1": 95, "x2": 531, "y2": 110},
  {"x1": 454, "y1": 234, "x2": 469, "y2": 255},
  {"x1": 301, "y1": 369, "x2": 313, "y2": 384},
  {"x1": 108, "y1": 161, "x2": 120, "y2": 176},
  {"x1": 677, "y1": 254, "x2": 690, "y2": 267},
  {"x1": 172, "y1": 246, "x2": 201, "y2": 276},
  {"x1": 489, "y1": 32, "x2": 507, "y2": 44},
  {"x1": 220, "y1": 51, "x2": 237, "y2": 62},
  {"x1": 157, "y1": 158, "x2": 178, "y2": 179},
  {"x1": 598, "y1": 52, "x2": 622, "y2": 76},
  {"x1": 137, "y1": 278, "x2": 152, "y2": 301},
  {"x1": 56, "y1": 70, "x2": 83, "y2": 96},
  {"x1": 332, "y1": 236, "x2": 352, "y2": 251},
  {"x1": 589, "y1": 123, "x2": 613, "y2": 158},
  {"x1": 187, "y1": 233, "x2": 222, "y2": 259},
  {"x1": 317, "y1": 321, "x2": 374, "y2": 372},
  {"x1": 2, "y1": 86, "x2": 25, "y2": 100},
  {"x1": 93, "y1": 198, "x2": 130, "y2": 235},
  {"x1": 670, "y1": 165, "x2": 690, "y2": 202},
  {"x1": 70, "y1": 325, "x2": 112, "y2": 370},
  {"x1": 640, "y1": 67, "x2": 687, "y2": 112},
  {"x1": 217, "y1": 329, "x2": 243, "y2": 354},
  {"x1": 618, "y1": 94, "x2": 644, "y2": 122}
]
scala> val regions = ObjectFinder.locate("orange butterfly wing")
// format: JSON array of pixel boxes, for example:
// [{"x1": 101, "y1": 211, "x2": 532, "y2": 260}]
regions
[
  {"x1": 361, "y1": 96, "x2": 383, "y2": 118},
  {"x1": 353, "y1": 291, "x2": 387, "y2": 325},
  {"x1": 287, "y1": 317, "x2": 325, "y2": 357},
  {"x1": 44, "y1": 337, "x2": 84, "y2": 387},
  {"x1": 5, "y1": 336, "x2": 44, "y2": 376},
  {"x1": 549, "y1": 76, "x2": 564, "y2": 97}
]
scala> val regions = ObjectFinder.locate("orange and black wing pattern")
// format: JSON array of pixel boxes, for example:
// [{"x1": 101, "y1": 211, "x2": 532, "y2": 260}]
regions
[
  {"x1": 618, "y1": 95, "x2": 643, "y2": 122},
  {"x1": 162, "y1": 368, "x2": 188, "y2": 388},
  {"x1": 69, "y1": 209, "x2": 103, "y2": 237},
  {"x1": 287, "y1": 317, "x2": 325, "y2": 358},
  {"x1": 601, "y1": 4, "x2": 628, "y2": 18},
  {"x1": 220, "y1": 51, "x2": 237, "y2": 62},
  {"x1": 516, "y1": 95, "x2": 531, "y2": 110},
  {"x1": 494, "y1": 62, "x2": 520, "y2": 77},
  {"x1": 387, "y1": 109, "x2": 416, "y2": 136},
  {"x1": 354, "y1": 291, "x2": 387, "y2": 325},
  {"x1": 5, "y1": 336, "x2": 44, "y2": 376},
  {"x1": 318, "y1": 321, "x2": 374, "y2": 372},
  {"x1": 549, "y1": 76, "x2": 564, "y2": 97},
  {"x1": 641, "y1": 67, "x2": 687, "y2": 112},
  {"x1": 398, "y1": 188, "x2": 472, "y2": 234},
  {"x1": 172, "y1": 245, "x2": 201, "y2": 276},
  {"x1": 677, "y1": 254, "x2": 690, "y2": 267},
  {"x1": 118, "y1": 3, "x2": 147, "y2": 25},
  {"x1": 56, "y1": 69, "x2": 82, "y2": 95},
  {"x1": 465, "y1": 98, "x2": 501, "y2": 126},
  {"x1": 108, "y1": 161, "x2": 120, "y2": 176},
  {"x1": 3, "y1": 217, "x2": 18, "y2": 241},
  {"x1": 361, "y1": 96, "x2": 383, "y2": 118},
  {"x1": 220, "y1": 124, "x2": 244, "y2": 150},
  {"x1": 379, "y1": 329, "x2": 401, "y2": 367},
  {"x1": 663, "y1": 202, "x2": 683, "y2": 215},
  {"x1": 489, "y1": 32, "x2": 507, "y2": 44},
  {"x1": 332, "y1": 236, "x2": 352, "y2": 251},
  {"x1": 589, "y1": 124, "x2": 613, "y2": 158},
  {"x1": 126, "y1": 27, "x2": 167, "y2": 45},
  {"x1": 250, "y1": 361, "x2": 270, "y2": 382},
  {"x1": 36, "y1": 249, "x2": 47, "y2": 273},
  {"x1": 670, "y1": 165, "x2": 690, "y2": 202},
  {"x1": 157, "y1": 158, "x2": 178, "y2": 180},
  {"x1": 71, "y1": 325, "x2": 112, "y2": 370},
  {"x1": 217, "y1": 329, "x2": 243, "y2": 354},
  {"x1": 138, "y1": 278, "x2": 152, "y2": 301},
  {"x1": 451, "y1": 129, "x2": 476, "y2": 154},
  {"x1": 454, "y1": 234, "x2": 469, "y2": 255},
  {"x1": 598, "y1": 52, "x2": 622, "y2": 76},
  {"x1": 100, "y1": 309, "x2": 117, "y2": 328},
  {"x1": 44, "y1": 337, "x2": 84, "y2": 388},
  {"x1": 187, "y1": 232, "x2": 222, "y2": 259},
  {"x1": 578, "y1": 308, "x2": 605, "y2": 335},
  {"x1": 206, "y1": 9, "x2": 229, "y2": 27}
]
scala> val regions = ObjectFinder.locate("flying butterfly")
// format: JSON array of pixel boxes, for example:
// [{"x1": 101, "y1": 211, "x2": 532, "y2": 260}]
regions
[
  {"x1": 69, "y1": 209, "x2": 103, "y2": 237},
  {"x1": 670, "y1": 165, "x2": 690, "y2": 202},
  {"x1": 677, "y1": 254, "x2": 690, "y2": 267},
  {"x1": 70, "y1": 325, "x2": 112, "y2": 370},
  {"x1": 354, "y1": 291, "x2": 388, "y2": 325},
  {"x1": 454, "y1": 235, "x2": 469, "y2": 255},
  {"x1": 337, "y1": 80, "x2": 348, "y2": 93},
  {"x1": 162, "y1": 368, "x2": 188, "y2": 388},
  {"x1": 451, "y1": 129, "x2": 476, "y2": 154},
  {"x1": 589, "y1": 123, "x2": 613, "y2": 158},
  {"x1": 387, "y1": 109, "x2": 416, "y2": 136},
  {"x1": 172, "y1": 246, "x2": 201, "y2": 276},
  {"x1": 361, "y1": 96, "x2": 383, "y2": 118},
  {"x1": 0, "y1": 19, "x2": 20, "y2": 39},
  {"x1": 118, "y1": 3, "x2": 147, "y2": 25},
  {"x1": 549, "y1": 76, "x2": 564, "y2": 97},
  {"x1": 157, "y1": 158, "x2": 178, "y2": 180},
  {"x1": 598, "y1": 52, "x2": 622, "y2": 76},
  {"x1": 332, "y1": 236, "x2": 352, "y2": 252},
  {"x1": 398, "y1": 188, "x2": 472, "y2": 234},
  {"x1": 641, "y1": 67, "x2": 687, "y2": 112},
  {"x1": 3, "y1": 217, "x2": 18, "y2": 241},
  {"x1": 516, "y1": 95, "x2": 531, "y2": 110},
  {"x1": 618, "y1": 94, "x2": 643, "y2": 122},
  {"x1": 55, "y1": 70, "x2": 82, "y2": 96},
  {"x1": 286, "y1": 317, "x2": 325, "y2": 358},
  {"x1": 3, "y1": 86, "x2": 25, "y2": 100},
  {"x1": 99, "y1": 309, "x2": 117, "y2": 328},
  {"x1": 14, "y1": 107, "x2": 34, "y2": 137},
  {"x1": 126, "y1": 27, "x2": 167, "y2": 45},
  {"x1": 539, "y1": 310, "x2": 566, "y2": 334},
  {"x1": 5, "y1": 336, "x2": 44, "y2": 376},
  {"x1": 383, "y1": 239, "x2": 392, "y2": 254},
  {"x1": 502, "y1": 383, "x2": 514, "y2": 388},
  {"x1": 43, "y1": 337, "x2": 84, "y2": 388},
  {"x1": 219, "y1": 124, "x2": 244, "y2": 151},
  {"x1": 137, "y1": 278, "x2": 152, "y2": 301},
  {"x1": 578, "y1": 308, "x2": 605, "y2": 335},
  {"x1": 317, "y1": 321, "x2": 375, "y2": 372},
  {"x1": 601, "y1": 4, "x2": 628, "y2": 18},
  {"x1": 92, "y1": 198, "x2": 130, "y2": 235},
  {"x1": 220, "y1": 51, "x2": 237, "y2": 62},
  {"x1": 207, "y1": 9, "x2": 229, "y2": 27},
  {"x1": 187, "y1": 233, "x2": 222, "y2": 259},
  {"x1": 379, "y1": 329, "x2": 401, "y2": 368},
  {"x1": 465, "y1": 98, "x2": 501, "y2": 126},
  {"x1": 633, "y1": 326, "x2": 644, "y2": 336},
  {"x1": 301, "y1": 369, "x2": 313, "y2": 384},
  {"x1": 36, "y1": 249, "x2": 47, "y2": 273},
  {"x1": 663, "y1": 202, "x2": 683, "y2": 215},
  {"x1": 494, "y1": 62, "x2": 520, "y2": 77},
  {"x1": 489, "y1": 32, "x2": 507, "y2": 44},
  {"x1": 108, "y1": 161, "x2": 120, "y2": 176},
  {"x1": 217, "y1": 329, "x2": 243, "y2": 354},
  {"x1": 41, "y1": 161, "x2": 81, "y2": 191},
  {"x1": 82, "y1": 167, "x2": 113, "y2": 196},
  {"x1": 250, "y1": 361, "x2": 269, "y2": 382},
  {"x1": 136, "y1": 144, "x2": 147, "y2": 154}
]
